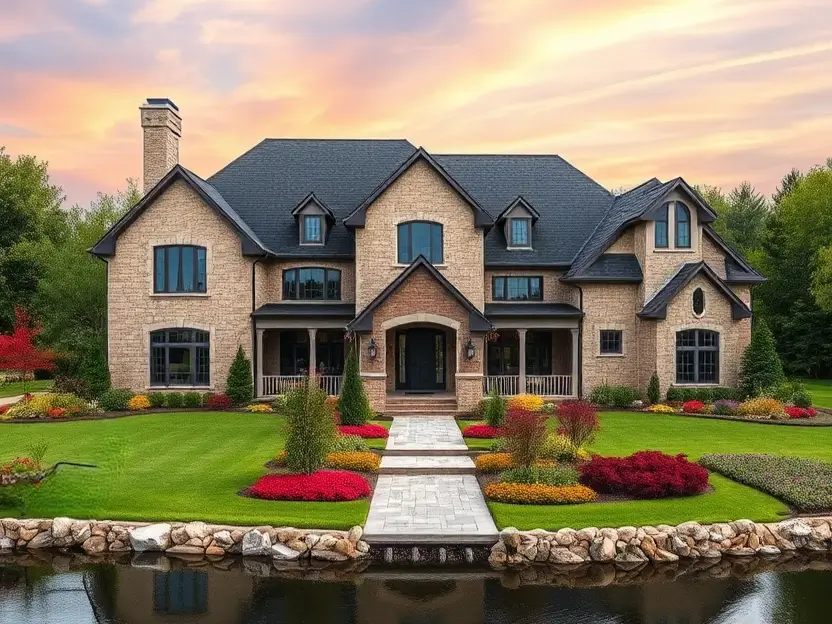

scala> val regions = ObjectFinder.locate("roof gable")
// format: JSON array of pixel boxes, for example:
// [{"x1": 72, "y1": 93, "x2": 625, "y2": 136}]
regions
[
  {"x1": 348, "y1": 256, "x2": 491, "y2": 332},
  {"x1": 703, "y1": 226, "x2": 766, "y2": 284},
  {"x1": 638, "y1": 261, "x2": 752, "y2": 320},
  {"x1": 496, "y1": 196, "x2": 540, "y2": 223},
  {"x1": 90, "y1": 165, "x2": 266, "y2": 257},
  {"x1": 344, "y1": 148, "x2": 493, "y2": 228},
  {"x1": 290, "y1": 192, "x2": 335, "y2": 221}
]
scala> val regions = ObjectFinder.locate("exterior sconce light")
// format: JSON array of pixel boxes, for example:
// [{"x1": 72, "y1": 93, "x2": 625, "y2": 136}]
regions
[
  {"x1": 465, "y1": 338, "x2": 476, "y2": 360},
  {"x1": 368, "y1": 337, "x2": 377, "y2": 359}
]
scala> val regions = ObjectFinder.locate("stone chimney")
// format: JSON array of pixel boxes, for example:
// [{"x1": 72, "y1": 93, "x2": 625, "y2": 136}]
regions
[{"x1": 139, "y1": 98, "x2": 182, "y2": 193}]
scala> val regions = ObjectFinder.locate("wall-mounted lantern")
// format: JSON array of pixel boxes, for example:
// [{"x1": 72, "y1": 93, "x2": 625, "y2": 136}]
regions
[
  {"x1": 464, "y1": 338, "x2": 476, "y2": 360},
  {"x1": 368, "y1": 337, "x2": 378, "y2": 359}
]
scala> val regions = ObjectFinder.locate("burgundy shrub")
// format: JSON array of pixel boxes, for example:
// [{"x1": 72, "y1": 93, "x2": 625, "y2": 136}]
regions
[
  {"x1": 462, "y1": 424, "x2": 502, "y2": 438},
  {"x1": 555, "y1": 400, "x2": 599, "y2": 448},
  {"x1": 579, "y1": 451, "x2": 709, "y2": 499},
  {"x1": 205, "y1": 393, "x2": 233, "y2": 409},
  {"x1": 502, "y1": 408, "x2": 548, "y2": 468}
]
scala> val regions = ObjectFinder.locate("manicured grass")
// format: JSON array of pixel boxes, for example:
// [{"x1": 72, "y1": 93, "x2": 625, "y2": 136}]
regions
[
  {"x1": 485, "y1": 411, "x2": 832, "y2": 530},
  {"x1": 801, "y1": 378, "x2": 832, "y2": 408},
  {"x1": 0, "y1": 412, "x2": 379, "y2": 528},
  {"x1": 364, "y1": 420, "x2": 391, "y2": 449},
  {"x1": 0, "y1": 380, "x2": 53, "y2": 398}
]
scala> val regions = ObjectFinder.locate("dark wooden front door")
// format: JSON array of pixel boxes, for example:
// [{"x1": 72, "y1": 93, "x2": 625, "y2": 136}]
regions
[{"x1": 396, "y1": 329, "x2": 446, "y2": 391}]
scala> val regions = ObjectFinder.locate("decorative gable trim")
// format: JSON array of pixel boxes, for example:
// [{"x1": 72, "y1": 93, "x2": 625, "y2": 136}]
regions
[
  {"x1": 496, "y1": 196, "x2": 540, "y2": 223},
  {"x1": 638, "y1": 178, "x2": 717, "y2": 224},
  {"x1": 344, "y1": 147, "x2": 494, "y2": 228},
  {"x1": 290, "y1": 192, "x2": 336, "y2": 221}
]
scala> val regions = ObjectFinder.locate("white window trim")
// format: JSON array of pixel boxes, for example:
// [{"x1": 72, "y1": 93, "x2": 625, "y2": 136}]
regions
[{"x1": 692, "y1": 287, "x2": 707, "y2": 319}]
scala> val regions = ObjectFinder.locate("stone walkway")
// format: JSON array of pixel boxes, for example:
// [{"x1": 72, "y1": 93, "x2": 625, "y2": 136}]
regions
[{"x1": 364, "y1": 415, "x2": 498, "y2": 544}]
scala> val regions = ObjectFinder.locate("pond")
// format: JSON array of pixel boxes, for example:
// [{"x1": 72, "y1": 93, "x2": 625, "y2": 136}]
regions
[{"x1": 0, "y1": 553, "x2": 830, "y2": 623}]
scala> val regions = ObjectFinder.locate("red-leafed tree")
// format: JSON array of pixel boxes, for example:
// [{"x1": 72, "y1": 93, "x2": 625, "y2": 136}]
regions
[{"x1": 0, "y1": 307, "x2": 57, "y2": 394}]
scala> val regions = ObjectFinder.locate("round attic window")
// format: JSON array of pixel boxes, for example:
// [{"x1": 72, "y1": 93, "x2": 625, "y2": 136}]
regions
[{"x1": 693, "y1": 288, "x2": 705, "y2": 317}]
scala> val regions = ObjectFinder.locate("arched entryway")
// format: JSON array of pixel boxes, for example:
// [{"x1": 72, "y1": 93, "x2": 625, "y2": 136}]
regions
[{"x1": 382, "y1": 314, "x2": 459, "y2": 394}]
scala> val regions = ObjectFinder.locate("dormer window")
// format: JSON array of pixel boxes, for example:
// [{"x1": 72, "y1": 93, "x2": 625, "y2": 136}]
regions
[
  {"x1": 675, "y1": 203, "x2": 691, "y2": 248},
  {"x1": 509, "y1": 218, "x2": 531, "y2": 248},
  {"x1": 302, "y1": 215, "x2": 323, "y2": 244}
]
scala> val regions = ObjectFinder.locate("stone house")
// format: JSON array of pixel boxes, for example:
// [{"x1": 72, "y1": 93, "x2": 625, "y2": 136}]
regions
[{"x1": 91, "y1": 99, "x2": 764, "y2": 412}]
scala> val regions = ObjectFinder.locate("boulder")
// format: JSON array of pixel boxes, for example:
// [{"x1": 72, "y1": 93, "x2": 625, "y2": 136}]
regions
[
  {"x1": 315, "y1": 534, "x2": 337, "y2": 550},
  {"x1": 51, "y1": 517, "x2": 73, "y2": 539},
  {"x1": 310, "y1": 549, "x2": 348, "y2": 562},
  {"x1": 166, "y1": 545, "x2": 205, "y2": 555},
  {"x1": 80, "y1": 536, "x2": 106, "y2": 554},
  {"x1": 206, "y1": 546, "x2": 225, "y2": 556},
  {"x1": 129, "y1": 524, "x2": 172, "y2": 552},
  {"x1": 356, "y1": 540, "x2": 370, "y2": 554},
  {"x1": 185, "y1": 522, "x2": 208, "y2": 541},
  {"x1": 759, "y1": 546, "x2": 782, "y2": 556},
  {"x1": 242, "y1": 530, "x2": 272, "y2": 556},
  {"x1": 27, "y1": 532, "x2": 54, "y2": 550},
  {"x1": 501, "y1": 527, "x2": 521, "y2": 551},
  {"x1": 286, "y1": 539, "x2": 307, "y2": 553},
  {"x1": 676, "y1": 522, "x2": 709, "y2": 542},
  {"x1": 18, "y1": 527, "x2": 39, "y2": 542},
  {"x1": 347, "y1": 526, "x2": 363, "y2": 544},
  {"x1": 213, "y1": 530, "x2": 234, "y2": 549},
  {"x1": 170, "y1": 526, "x2": 189, "y2": 545},
  {"x1": 589, "y1": 537, "x2": 615, "y2": 562},
  {"x1": 110, "y1": 540, "x2": 130, "y2": 552},
  {"x1": 548, "y1": 547, "x2": 586, "y2": 564},
  {"x1": 334, "y1": 539, "x2": 354, "y2": 557},
  {"x1": 71, "y1": 522, "x2": 91, "y2": 544},
  {"x1": 618, "y1": 526, "x2": 637, "y2": 542},
  {"x1": 0, "y1": 537, "x2": 17, "y2": 551}
]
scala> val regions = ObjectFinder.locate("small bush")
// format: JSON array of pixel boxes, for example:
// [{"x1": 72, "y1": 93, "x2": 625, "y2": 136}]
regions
[
  {"x1": 226, "y1": 345, "x2": 254, "y2": 406},
  {"x1": 737, "y1": 397, "x2": 785, "y2": 418},
  {"x1": 682, "y1": 400, "x2": 705, "y2": 414},
  {"x1": 183, "y1": 392, "x2": 203, "y2": 408},
  {"x1": 330, "y1": 434, "x2": 369, "y2": 453},
  {"x1": 246, "y1": 403, "x2": 274, "y2": 413},
  {"x1": 462, "y1": 423, "x2": 502, "y2": 438},
  {"x1": 700, "y1": 453, "x2": 832, "y2": 512},
  {"x1": 785, "y1": 406, "x2": 817, "y2": 419},
  {"x1": 792, "y1": 389, "x2": 813, "y2": 408},
  {"x1": 666, "y1": 386, "x2": 741, "y2": 403},
  {"x1": 647, "y1": 404, "x2": 675, "y2": 413},
  {"x1": 590, "y1": 384, "x2": 639, "y2": 408},
  {"x1": 500, "y1": 465, "x2": 579, "y2": 486},
  {"x1": 475, "y1": 453, "x2": 515, "y2": 473},
  {"x1": 165, "y1": 392, "x2": 184, "y2": 409},
  {"x1": 483, "y1": 482, "x2": 596, "y2": 505},
  {"x1": 490, "y1": 438, "x2": 506, "y2": 452},
  {"x1": 647, "y1": 372, "x2": 661, "y2": 405},
  {"x1": 507, "y1": 394, "x2": 544, "y2": 412},
  {"x1": 127, "y1": 395, "x2": 150, "y2": 410},
  {"x1": 272, "y1": 395, "x2": 288, "y2": 411},
  {"x1": 556, "y1": 400, "x2": 599, "y2": 449},
  {"x1": 540, "y1": 434, "x2": 590, "y2": 462},
  {"x1": 484, "y1": 386, "x2": 508, "y2": 427},
  {"x1": 541, "y1": 402, "x2": 556, "y2": 413},
  {"x1": 285, "y1": 381, "x2": 337, "y2": 474},
  {"x1": 324, "y1": 452, "x2": 380, "y2": 472},
  {"x1": 205, "y1": 393, "x2": 233, "y2": 409},
  {"x1": 579, "y1": 451, "x2": 709, "y2": 499},
  {"x1": 712, "y1": 400, "x2": 739, "y2": 415},
  {"x1": 247, "y1": 470, "x2": 371, "y2": 502},
  {"x1": 148, "y1": 393, "x2": 166, "y2": 408},
  {"x1": 338, "y1": 424, "x2": 389, "y2": 439},
  {"x1": 98, "y1": 389, "x2": 134, "y2": 411},
  {"x1": 339, "y1": 343, "x2": 372, "y2": 425},
  {"x1": 503, "y1": 408, "x2": 548, "y2": 468},
  {"x1": 740, "y1": 320, "x2": 784, "y2": 398}
]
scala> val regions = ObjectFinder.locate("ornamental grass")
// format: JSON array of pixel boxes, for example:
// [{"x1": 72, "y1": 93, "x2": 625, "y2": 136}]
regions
[
  {"x1": 484, "y1": 482, "x2": 597, "y2": 505},
  {"x1": 462, "y1": 423, "x2": 502, "y2": 438},
  {"x1": 338, "y1": 424, "x2": 389, "y2": 439},
  {"x1": 507, "y1": 394, "x2": 544, "y2": 412},
  {"x1": 247, "y1": 470, "x2": 371, "y2": 502}
]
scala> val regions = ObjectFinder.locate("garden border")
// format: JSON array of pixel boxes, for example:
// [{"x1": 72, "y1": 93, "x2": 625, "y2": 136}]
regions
[{"x1": 0, "y1": 407, "x2": 276, "y2": 424}]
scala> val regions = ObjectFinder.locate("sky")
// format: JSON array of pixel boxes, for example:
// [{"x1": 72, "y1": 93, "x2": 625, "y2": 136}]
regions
[{"x1": 1, "y1": 0, "x2": 831, "y2": 208}]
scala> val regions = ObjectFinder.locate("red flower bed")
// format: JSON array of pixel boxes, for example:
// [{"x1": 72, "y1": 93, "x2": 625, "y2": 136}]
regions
[
  {"x1": 785, "y1": 406, "x2": 817, "y2": 419},
  {"x1": 682, "y1": 400, "x2": 705, "y2": 414},
  {"x1": 247, "y1": 470, "x2": 371, "y2": 501},
  {"x1": 205, "y1": 393, "x2": 233, "y2": 409},
  {"x1": 0, "y1": 405, "x2": 9, "y2": 415},
  {"x1": 462, "y1": 424, "x2": 503, "y2": 438},
  {"x1": 338, "y1": 424, "x2": 389, "y2": 439},
  {"x1": 579, "y1": 451, "x2": 709, "y2": 499}
]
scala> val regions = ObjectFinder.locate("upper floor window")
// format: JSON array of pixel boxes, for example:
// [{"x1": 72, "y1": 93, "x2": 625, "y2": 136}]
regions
[
  {"x1": 397, "y1": 221, "x2": 443, "y2": 264},
  {"x1": 153, "y1": 245, "x2": 206, "y2": 293},
  {"x1": 302, "y1": 215, "x2": 323, "y2": 244},
  {"x1": 492, "y1": 276, "x2": 542, "y2": 301},
  {"x1": 283, "y1": 268, "x2": 341, "y2": 300},
  {"x1": 676, "y1": 329, "x2": 719, "y2": 384},
  {"x1": 509, "y1": 218, "x2": 531, "y2": 247},
  {"x1": 150, "y1": 329, "x2": 210, "y2": 387},
  {"x1": 654, "y1": 205, "x2": 669, "y2": 249},
  {"x1": 675, "y1": 202, "x2": 691, "y2": 248}
]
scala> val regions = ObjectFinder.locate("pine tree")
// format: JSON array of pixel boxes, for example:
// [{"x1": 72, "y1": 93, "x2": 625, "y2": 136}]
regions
[
  {"x1": 226, "y1": 345, "x2": 253, "y2": 406},
  {"x1": 740, "y1": 320, "x2": 785, "y2": 397},
  {"x1": 339, "y1": 342, "x2": 371, "y2": 425},
  {"x1": 647, "y1": 372, "x2": 661, "y2": 405}
]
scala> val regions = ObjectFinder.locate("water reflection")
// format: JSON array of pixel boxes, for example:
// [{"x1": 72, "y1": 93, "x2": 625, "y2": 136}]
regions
[{"x1": 1, "y1": 552, "x2": 830, "y2": 623}]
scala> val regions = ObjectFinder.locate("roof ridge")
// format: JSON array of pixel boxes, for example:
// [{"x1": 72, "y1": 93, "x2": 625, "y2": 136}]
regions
[{"x1": 260, "y1": 137, "x2": 413, "y2": 143}]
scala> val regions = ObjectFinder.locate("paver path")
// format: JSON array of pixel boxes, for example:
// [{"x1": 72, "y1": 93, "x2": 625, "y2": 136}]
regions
[{"x1": 364, "y1": 415, "x2": 498, "y2": 544}]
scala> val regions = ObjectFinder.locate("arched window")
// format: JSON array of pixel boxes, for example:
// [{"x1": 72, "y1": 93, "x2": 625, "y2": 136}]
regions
[
  {"x1": 282, "y1": 268, "x2": 341, "y2": 300},
  {"x1": 676, "y1": 329, "x2": 718, "y2": 384},
  {"x1": 397, "y1": 221, "x2": 443, "y2": 264},
  {"x1": 693, "y1": 288, "x2": 705, "y2": 316},
  {"x1": 675, "y1": 202, "x2": 691, "y2": 248},
  {"x1": 654, "y1": 204, "x2": 669, "y2": 249},
  {"x1": 150, "y1": 328, "x2": 210, "y2": 387}
]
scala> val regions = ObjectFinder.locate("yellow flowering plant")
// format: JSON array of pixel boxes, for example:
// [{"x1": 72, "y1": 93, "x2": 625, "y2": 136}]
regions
[
  {"x1": 484, "y1": 483, "x2": 596, "y2": 505},
  {"x1": 507, "y1": 394, "x2": 545, "y2": 412},
  {"x1": 127, "y1": 395, "x2": 151, "y2": 410}
]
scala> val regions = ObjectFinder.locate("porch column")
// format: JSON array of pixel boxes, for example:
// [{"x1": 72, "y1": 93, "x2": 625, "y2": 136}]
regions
[
  {"x1": 570, "y1": 328, "x2": 579, "y2": 397},
  {"x1": 518, "y1": 328, "x2": 527, "y2": 394},
  {"x1": 255, "y1": 329, "x2": 265, "y2": 397},
  {"x1": 308, "y1": 328, "x2": 317, "y2": 376}
]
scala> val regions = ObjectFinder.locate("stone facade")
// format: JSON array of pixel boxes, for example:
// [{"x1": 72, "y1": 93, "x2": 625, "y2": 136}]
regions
[
  {"x1": 140, "y1": 102, "x2": 181, "y2": 193},
  {"x1": 485, "y1": 269, "x2": 579, "y2": 306}
]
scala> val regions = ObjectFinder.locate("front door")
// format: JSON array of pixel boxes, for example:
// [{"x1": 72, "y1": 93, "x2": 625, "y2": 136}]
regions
[{"x1": 396, "y1": 329, "x2": 446, "y2": 391}]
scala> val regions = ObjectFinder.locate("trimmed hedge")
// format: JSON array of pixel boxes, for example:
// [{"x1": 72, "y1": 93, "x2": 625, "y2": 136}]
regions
[
  {"x1": 484, "y1": 482, "x2": 596, "y2": 505},
  {"x1": 666, "y1": 386, "x2": 742, "y2": 403}
]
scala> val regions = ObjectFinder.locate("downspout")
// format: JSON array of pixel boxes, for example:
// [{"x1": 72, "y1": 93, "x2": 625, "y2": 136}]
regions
[{"x1": 576, "y1": 285, "x2": 584, "y2": 398}]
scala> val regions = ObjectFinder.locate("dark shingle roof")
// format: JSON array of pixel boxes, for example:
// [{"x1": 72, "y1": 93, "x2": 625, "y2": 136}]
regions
[
  {"x1": 703, "y1": 226, "x2": 765, "y2": 284},
  {"x1": 485, "y1": 303, "x2": 583, "y2": 318},
  {"x1": 638, "y1": 261, "x2": 752, "y2": 320},
  {"x1": 572, "y1": 253, "x2": 643, "y2": 282}
]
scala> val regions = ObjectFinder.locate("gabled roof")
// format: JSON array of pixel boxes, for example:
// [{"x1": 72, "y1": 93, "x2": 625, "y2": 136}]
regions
[
  {"x1": 638, "y1": 261, "x2": 752, "y2": 320},
  {"x1": 344, "y1": 147, "x2": 493, "y2": 228},
  {"x1": 90, "y1": 165, "x2": 267, "y2": 257},
  {"x1": 565, "y1": 177, "x2": 718, "y2": 280},
  {"x1": 703, "y1": 226, "x2": 766, "y2": 284},
  {"x1": 563, "y1": 253, "x2": 643, "y2": 283},
  {"x1": 290, "y1": 192, "x2": 336, "y2": 221},
  {"x1": 495, "y1": 196, "x2": 540, "y2": 223},
  {"x1": 348, "y1": 256, "x2": 491, "y2": 332}
]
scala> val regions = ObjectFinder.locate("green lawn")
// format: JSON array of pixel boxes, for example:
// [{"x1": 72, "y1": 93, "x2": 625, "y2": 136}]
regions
[
  {"x1": 0, "y1": 379, "x2": 53, "y2": 398},
  {"x1": 0, "y1": 412, "x2": 385, "y2": 529},
  {"x1": 801, "y1": 378, "x2": 832, "y2": 408},
  {"x1": 483, "y1": 411, "x2": 832, "y2": 530}
]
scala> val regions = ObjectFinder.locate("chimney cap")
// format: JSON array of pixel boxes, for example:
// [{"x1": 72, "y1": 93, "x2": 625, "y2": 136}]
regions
[{"x1": 142, "y1": 97, "x2": 180, "y2": 112}]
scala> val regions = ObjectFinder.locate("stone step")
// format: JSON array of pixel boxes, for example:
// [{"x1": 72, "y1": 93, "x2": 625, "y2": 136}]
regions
[
  {"x1": 385, "y1": 409, "x2": 460, "y2": 417},
  {"x1": 379, "y1": 455, "x2": 476, "y2": 475},
  {"x1": 383, "y1": 448, "x2": 477, "y2": 457},
  {"x1": 386, "y1": 402, "x2": 458, "y2": 409}
]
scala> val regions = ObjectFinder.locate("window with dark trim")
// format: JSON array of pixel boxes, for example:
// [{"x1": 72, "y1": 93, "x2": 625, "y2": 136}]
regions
[
  {"x1": 599, "y1": 330, "x2": 623, "y2": 355},
  {"x1": 282, "y1": 268, "x2": 341, "y2": 300},
  {"x1": 150, "y1": 329, "x2": 210, "y2": 387},
  {"x1": 509, "y1": 218, "x2": 531, "y2": 247},
  {"x1": 675, "y1": 202, "x2": 691, "y2": 248},
  {"x1": 302, "y1": 215, "x2": 323, "y2": 244},
  {"x1": 676, "y1": 329, "x2": 719, "y2": 384},
  {"x1": 153, "y1": 245, "x2": 206, "y2": 293},
  {"x1": 693, "y1": 287, "x2": 705, "y2": 316},
  {"x1": 655, "y1": 204, "x2": 669, "y2": 248},
  {"x1": 397, "y1": 221, "x2": 443, "y2": 264},
  {"x1": 492, "y1": 276, "x2": 542, "y2": 301}
]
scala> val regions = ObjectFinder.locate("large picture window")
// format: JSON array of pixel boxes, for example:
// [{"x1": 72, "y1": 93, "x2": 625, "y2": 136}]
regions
[
  {"x1": 282, "y1": 268, "x2": 341, "y2": 300},
  {"x1": 676, "y1": 329, "x2": 719, "y2": 384},
  {"x1": 397, "y1": 221, "x2": 443, "y2": 264},
  {"x1": 492, "y1": 276, "x2": 542, "y2": 301},
  {"x1": 150, "y1": 328, "x2": 210, "y2": 387},
  {"x1": 153, "y1": 246, "x2": 206, "y2": 293}
]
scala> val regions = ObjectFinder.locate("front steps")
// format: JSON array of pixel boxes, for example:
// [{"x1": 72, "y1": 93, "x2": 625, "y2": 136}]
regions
[
  {"x1": 379, "y1": 455, "x2": 476, "y2": 475},
  {"x1": 385, "y1": 395, "x2": 459, "y2": 416}
]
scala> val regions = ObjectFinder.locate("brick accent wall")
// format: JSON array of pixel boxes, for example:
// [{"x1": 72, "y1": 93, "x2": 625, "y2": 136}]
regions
[
  {"x1": 354, "y1": 159, "x2": 484, "y2": 311},
  {"x1": 485, "y1": 269, "x2": 579, "y2": 306},
  {"x1": 107, "y1": 179, "x2": 254, "y2": 392}
]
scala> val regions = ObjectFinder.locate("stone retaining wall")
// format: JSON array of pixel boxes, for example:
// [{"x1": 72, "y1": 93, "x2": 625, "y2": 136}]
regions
[
  {"x1": 489, "y1": 517, "x2": 832, "y2": 569},
  {"x1": 0, "y1": 518, "x2": 369, "y2": 563}
]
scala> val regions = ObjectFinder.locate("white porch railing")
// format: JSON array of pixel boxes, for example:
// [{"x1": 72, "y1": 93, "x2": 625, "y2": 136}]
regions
[
  {"x1": 261, "y1": 375, "x2": 343, "y2": 397},
  {"x1": 484, "y1": 375, "x2": 520, "y2": 396},
  {"x1": 526, "y1": 375, "x2": 572, "y2": 397}
]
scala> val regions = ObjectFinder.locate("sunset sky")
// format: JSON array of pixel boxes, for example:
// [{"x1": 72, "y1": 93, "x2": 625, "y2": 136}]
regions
[{"x1": 2, "y1": 0, "x2": 831, "y2": 208}]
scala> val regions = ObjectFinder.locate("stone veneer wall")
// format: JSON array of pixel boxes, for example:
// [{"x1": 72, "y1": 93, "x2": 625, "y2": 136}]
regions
[
  {"x1": 484, "y1": 269, "x2": 579, "y2": 307},
  {"x1": 265, "y1": 259, "x2": 356, "y2": 303},
  {"x1": 0, "y1": 517, "x2": 369, "y2": 563},
  {"x1": 490, "y1": 517, "x2": 832, "y2": 569}
]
